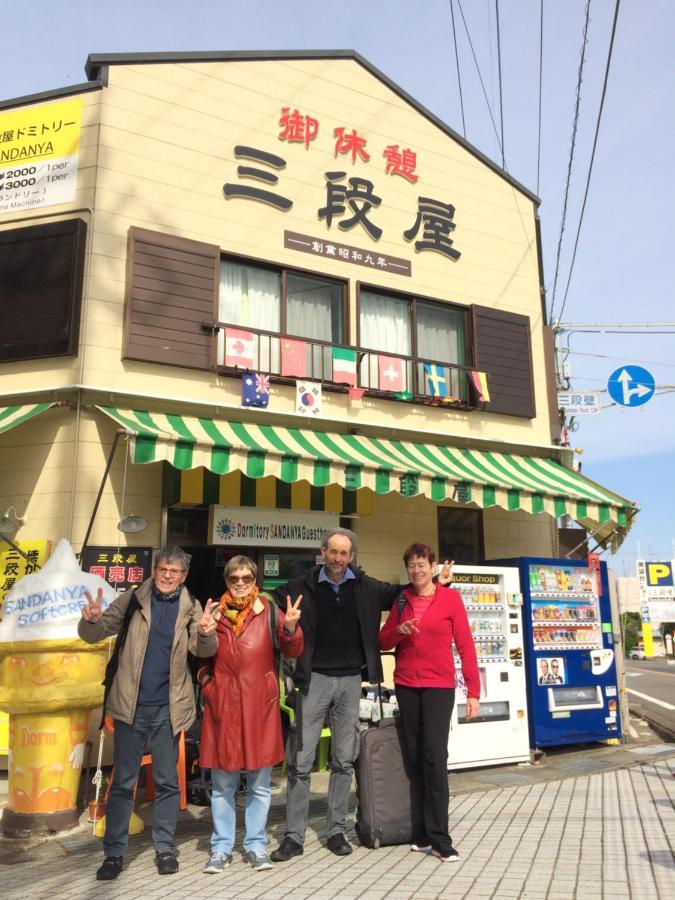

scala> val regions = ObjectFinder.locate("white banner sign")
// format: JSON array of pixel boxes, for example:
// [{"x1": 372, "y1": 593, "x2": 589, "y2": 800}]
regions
[
  {"x1": 210, "y1": 507, "x2": 338, "y2": 547},
  {"x1": 557, "y1": 392, "x2": 600, "y2": 415}
]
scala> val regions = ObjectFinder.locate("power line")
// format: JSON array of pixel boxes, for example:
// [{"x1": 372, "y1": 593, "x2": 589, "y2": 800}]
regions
[
  {"x1": 536, "y1": 0, "x2": 543, "y2": 195},
  {"x1": 548, "y1": 0, "x2": 593, "y2": 322},
  {"x1": 449, "y1": 0, "x2": 467, "y2": 138},
  {"x1": 556, "y1": 0, "x2": 622, "y2": 324},
  {"x1": 567, "y1": 350, "x2": 675, "y2": 369},
  {"x1": 456, "y1": 0, "x2": 503, "y2": 159},
  {"x1": 495, "y1": 0, "x2": 505, "y2": 168}
]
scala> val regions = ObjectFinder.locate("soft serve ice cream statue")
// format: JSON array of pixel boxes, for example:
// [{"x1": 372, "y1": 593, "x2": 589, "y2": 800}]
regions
[{"x1": 0, "y1": 539, "x2": 115, "y2": 836}]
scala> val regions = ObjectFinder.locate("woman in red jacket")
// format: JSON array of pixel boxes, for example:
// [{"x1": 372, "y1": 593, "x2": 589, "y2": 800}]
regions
[
  {"x1": 199, "y1": 555, "x2": 303, "y2": 873},
  {"x1": 379, "y1": 543, "x2": 480, "y2": 862}
]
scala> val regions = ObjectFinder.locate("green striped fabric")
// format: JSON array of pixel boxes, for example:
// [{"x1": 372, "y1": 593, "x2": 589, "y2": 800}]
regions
[
  {"x1": 0, "y1": 403, "x2": 55, "y2": 434},
  {"x1": 98, "y1": 406, "x2": 635, "y2": 531}
]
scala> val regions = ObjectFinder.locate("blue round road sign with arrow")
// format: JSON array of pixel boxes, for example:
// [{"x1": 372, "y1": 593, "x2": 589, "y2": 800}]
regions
[{"x1": 607, "y1": 365, "x2": 656, "y2": 407}]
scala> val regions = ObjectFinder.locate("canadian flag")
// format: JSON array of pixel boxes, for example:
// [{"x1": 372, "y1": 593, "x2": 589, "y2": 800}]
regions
[
  {"x1": 224, "y1": 328, "x2": 254, "y2": 368},
  {"x1": 378, "y1": 355, "x2": 405, "y2": 392}
]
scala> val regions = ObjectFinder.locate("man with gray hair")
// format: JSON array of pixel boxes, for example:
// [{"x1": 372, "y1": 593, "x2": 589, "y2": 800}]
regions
[
  {"x1": 79, "y1": 545, "x2": 217, "y2": 881},
  {"x1": 271, "y1": 527, "x2": 452, "y2": 861}
]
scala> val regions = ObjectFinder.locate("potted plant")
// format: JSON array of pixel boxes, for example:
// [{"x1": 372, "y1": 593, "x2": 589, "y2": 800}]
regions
[{"x1": 88, "y1": 772, "x2": 110, "y2": 822}]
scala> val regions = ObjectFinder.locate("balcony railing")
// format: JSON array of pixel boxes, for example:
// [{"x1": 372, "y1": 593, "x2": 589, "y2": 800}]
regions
[{"x1": 210, "y1": 323, "x2": 478, "y2": 408}]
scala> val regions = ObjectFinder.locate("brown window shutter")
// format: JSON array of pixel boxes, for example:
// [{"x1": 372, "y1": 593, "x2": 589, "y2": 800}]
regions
[
  {"x1": 0, "y1": 218, "x2": 86, "y2": 362},
  {"x1": 472, "y1": 306, "x2": 536, "y2": 418},
  {"x1": 124, "y1": 227, "x2": 219, "y2": 370}
]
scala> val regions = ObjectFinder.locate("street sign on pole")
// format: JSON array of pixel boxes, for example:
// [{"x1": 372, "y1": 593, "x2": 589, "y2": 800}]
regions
[
  {"x1": 558, "y1": 392, "x2": 601, "y2": 415},
  {"x1": 607, "y1": 365, "x2": 655, "y2": 407}
]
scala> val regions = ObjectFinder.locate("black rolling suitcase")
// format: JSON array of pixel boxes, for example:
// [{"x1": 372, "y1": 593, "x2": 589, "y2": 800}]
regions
[{"x1": 354, "y1": 713, "x2": 413, "y2": 848}]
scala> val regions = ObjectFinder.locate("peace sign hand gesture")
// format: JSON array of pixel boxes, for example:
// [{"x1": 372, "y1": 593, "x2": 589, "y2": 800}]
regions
[
  {"x1": 81, "y1": 588, "x2": 104, "y2": 623},
  {"x1": 283, "y1": 594, "x2": 303, "y2": 633},
  {"x1": 198, "y1": 598, "x2": 218, "y2": 636},
  {"x1": 438, "y1": 559, "x2": 454, "y2": 586}
]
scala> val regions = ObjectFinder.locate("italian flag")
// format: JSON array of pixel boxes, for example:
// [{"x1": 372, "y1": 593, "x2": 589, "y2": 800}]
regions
[{"x1": 332, "y1": 347, "x2": 358, "y2": 387}]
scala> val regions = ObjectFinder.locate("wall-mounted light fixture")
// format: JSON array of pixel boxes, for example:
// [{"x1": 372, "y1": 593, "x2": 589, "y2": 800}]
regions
[
  {"x1": 0, "y1": 506, "x2": 28, "y2": 536},
  {"x1": 117, "y1": 513, "x2": 149, "y2": 534}
]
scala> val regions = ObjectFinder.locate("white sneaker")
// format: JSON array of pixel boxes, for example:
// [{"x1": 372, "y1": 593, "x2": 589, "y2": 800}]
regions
[
  {"x1": 247, "y1": 850, "x2": 273, "y2": 871},
  {"x1": 411, "y1": 843, "x2": 433, "y2": 853},
  {"x1": 204, "y1": 851, "x2": 232, "y2": 873}
]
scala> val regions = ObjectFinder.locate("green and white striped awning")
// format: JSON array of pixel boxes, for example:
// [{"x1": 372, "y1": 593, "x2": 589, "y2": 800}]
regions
[
  {"x1": 98, "y1": 406, "x2": 634, "y2": 534},
  {"x1": 0, "y1": 403, "x2": 55, "y2": 434}
]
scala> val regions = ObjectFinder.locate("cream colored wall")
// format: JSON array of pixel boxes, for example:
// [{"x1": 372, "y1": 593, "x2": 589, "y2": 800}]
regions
[
  {"x1": 356, "y1": 491, "x2": 556, "y2": 585},
  {"x1": 0, "y1": 405, "x2": 162, "y2": 550},
  {"x1": 1, "y1": 59, "x2": 552, "y2": 451}
]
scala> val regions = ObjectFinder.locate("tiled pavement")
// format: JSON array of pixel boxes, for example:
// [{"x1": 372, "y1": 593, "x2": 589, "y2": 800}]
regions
[{"x1": 1, "y1": 752, "x2": 673, "y2": 899}]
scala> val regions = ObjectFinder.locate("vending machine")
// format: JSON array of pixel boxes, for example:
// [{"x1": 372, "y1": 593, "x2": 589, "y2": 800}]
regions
[
  {"x1": 495, "y1": 557, "x2": 621, "y2": 748},
  {"x1": 441, "y1": 564, "x2": 531, "y2": 769}
]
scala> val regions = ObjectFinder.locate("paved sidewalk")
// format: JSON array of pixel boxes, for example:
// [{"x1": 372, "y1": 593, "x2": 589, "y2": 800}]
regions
[{"x1": 1, "y1": 751, "x2": 673, "y2": 899}]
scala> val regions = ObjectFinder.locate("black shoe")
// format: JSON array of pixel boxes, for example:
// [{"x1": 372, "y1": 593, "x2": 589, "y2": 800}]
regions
[
  {"x1": 326, "y1": 833, "x2": 353, "y2": 856},
  {"x1": 155, "y1": 849, "x2": 179, "y2": 875},
  {"x1": 96, "y1": 856, "x2": 123, "y2": 881},
  {"x1": 270, "y1": 836, "x2": 304, "y2": 862},
  {"x1": 432, "y1": 844, "x2": 460, "y2": 862}
]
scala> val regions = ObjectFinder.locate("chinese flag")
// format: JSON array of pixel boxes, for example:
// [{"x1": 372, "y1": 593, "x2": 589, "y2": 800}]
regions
[
  {"x1": 281, "y1": 338, "x2": 307, "y2": 377},
  {"x1": 224, "y1": 328, "x2": 254, "y2": 368},
  {"x1": 378, "y1": 355, "x2": 405, "y2": 392}
]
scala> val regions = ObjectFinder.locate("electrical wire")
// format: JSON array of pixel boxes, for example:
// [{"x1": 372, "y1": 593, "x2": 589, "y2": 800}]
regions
[
  {"x1": 536, "y1": 0, "x2": 543, "y2": 195},
  {"x1": 495, "y1": 0, "x2": 505, "y2": 168},
  {"x1": 456, "y1": 0, "x2": 503, "y2": 157},
  {"x1": 556, "y1": 0, "x2": 622, "y2": 324},
  {"x1": 449, "y1": 0, "x2": 467, "y2": 138},
  {"x1": 567, "y1": 350, "x2": 675, "y2": 368},
  {"x1": 548, "y1": 0, "x2": 593, "y2": 322}
]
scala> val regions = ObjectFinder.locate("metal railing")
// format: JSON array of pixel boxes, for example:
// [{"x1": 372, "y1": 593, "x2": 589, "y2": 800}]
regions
[{"x1": 211, "y1": 323, "x2": 476, "y2": 407}]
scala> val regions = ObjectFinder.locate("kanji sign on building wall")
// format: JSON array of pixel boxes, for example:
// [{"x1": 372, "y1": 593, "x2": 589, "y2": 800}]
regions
[
  {"x1": 0, "y1": 99, "x2": 81, "y2": 214},
  {"x1": 80, "y1": 547, "x2": 153, "y2": 594},
  {"x1": 222, "y1": 107, "x2": 464, "y2": 273}
]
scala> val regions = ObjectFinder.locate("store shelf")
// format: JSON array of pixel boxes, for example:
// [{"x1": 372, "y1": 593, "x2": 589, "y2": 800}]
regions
[
  {"x1": 533, "y1": 643, "x2": 599, "y2": 650},
  {"x1": 472, "y1": 634, "x2": 506, "y2": 641},
  {"x1": 531, "y1": 619, "x2": 598, "y2": 626}
]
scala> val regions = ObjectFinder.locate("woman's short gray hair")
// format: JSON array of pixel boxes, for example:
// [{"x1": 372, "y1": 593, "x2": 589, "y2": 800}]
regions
[
  {"x1": 321, "y1": 527, "x2": 358, "y2": 554},
  {"x1": 223, "y1": 555, "x2": 258, "y2": 581},
  {"x1": 155, "y1": 545, "x2": 191, "y2": 571}
]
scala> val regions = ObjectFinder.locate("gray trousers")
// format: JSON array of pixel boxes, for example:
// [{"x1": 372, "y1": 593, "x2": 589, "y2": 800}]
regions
[{"x1": 285, "y1": 672, "x2": 362, "y2": 844}]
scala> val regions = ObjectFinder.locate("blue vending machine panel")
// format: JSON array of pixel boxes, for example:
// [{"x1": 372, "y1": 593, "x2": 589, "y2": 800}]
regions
[{"x1": 492, "y1": 557, "x2": 621, "y2": 748}]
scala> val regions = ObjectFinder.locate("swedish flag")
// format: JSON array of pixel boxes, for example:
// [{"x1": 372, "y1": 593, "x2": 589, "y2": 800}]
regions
[{"x1": 423, "y1": 363, "x2": 448, "y2": 397}]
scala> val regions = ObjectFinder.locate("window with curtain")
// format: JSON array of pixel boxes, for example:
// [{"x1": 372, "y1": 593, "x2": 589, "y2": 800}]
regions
[
  {"x1": 218, "y1": 259, "x2": 344, "y2": 372},
  {"x1": 358, "y1": 288, "x2": 466, "y2": 395}
]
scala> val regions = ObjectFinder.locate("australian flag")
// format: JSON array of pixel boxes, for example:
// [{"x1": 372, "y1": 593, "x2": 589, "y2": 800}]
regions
[{"x1": 242, "y1": 372, "x2": 270, "y2": 408}]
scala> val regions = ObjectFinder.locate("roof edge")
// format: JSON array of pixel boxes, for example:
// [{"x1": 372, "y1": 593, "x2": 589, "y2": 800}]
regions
[
  {"x1": 0, "y1": 80, "x2": 104, "y2": 112},
  {"x1": 83, "y1": 49, "x2": 540, "y2": 205}
]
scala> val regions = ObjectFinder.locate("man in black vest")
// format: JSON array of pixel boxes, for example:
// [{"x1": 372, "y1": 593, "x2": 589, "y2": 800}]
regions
[{"x1": 271, "y1": 527, "x2": 451, "y2": 860}]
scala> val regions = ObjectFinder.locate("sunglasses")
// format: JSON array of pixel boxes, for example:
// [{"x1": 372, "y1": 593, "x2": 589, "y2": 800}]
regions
[
  {"x1": 227, "y1": 574, "x2": 255, "y2": 585},
  {"x1": 155, "y1": 567, "x2": 185, "y2": 577}
]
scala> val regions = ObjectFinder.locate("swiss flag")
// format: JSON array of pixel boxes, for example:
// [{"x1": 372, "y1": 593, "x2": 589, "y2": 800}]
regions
[
  {"x1": 224, "y1": 328, "x2": 254, "y2": 368},
  {"x1": 378, "y1": 355, "x2": 405, "y2": 392}
]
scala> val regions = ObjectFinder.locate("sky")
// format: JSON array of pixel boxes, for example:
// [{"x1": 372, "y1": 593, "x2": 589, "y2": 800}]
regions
[{"x1": 2, "y1": 0, "x2": 674, "y2": 571}]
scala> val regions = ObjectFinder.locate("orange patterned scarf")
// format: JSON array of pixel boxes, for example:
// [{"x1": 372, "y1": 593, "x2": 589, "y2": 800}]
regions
[{"x1": 219, "y1": 585, "x2": 259, "y2": 636}]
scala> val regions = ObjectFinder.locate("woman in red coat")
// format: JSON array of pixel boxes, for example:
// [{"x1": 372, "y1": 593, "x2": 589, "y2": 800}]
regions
[
  {"x1": 199, "y1": 555, "x2": 303, "y2": 873},
  {"x1": 379, "y1": 543, "x2": 480, "y2": 863}
]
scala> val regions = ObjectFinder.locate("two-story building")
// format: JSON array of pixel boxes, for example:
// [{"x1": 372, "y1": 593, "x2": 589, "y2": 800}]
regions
[{"x1": 0, "y1": 50, "x2": 635, "y2": 601}]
